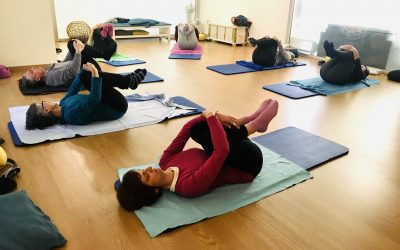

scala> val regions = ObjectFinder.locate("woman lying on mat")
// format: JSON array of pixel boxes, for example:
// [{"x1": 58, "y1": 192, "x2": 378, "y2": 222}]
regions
[
  {"x1": 320, "y1": 41, "x2": 369, "y2": 85},
  {"x1": 175, "y1": 23, "x2": 199, "y2": 50},
  {"x1": 116, "y1": 99, "x2": 279, "y2": 211},
  {"x1": 248, "y1": 35, "x2": 295, "y2": 67},
  {"x1": 20, "y1": 24, "x2": 117, "y2": 88},
  {"x1": 25, "y1": 63, "x2": 147, "y2": 129}
]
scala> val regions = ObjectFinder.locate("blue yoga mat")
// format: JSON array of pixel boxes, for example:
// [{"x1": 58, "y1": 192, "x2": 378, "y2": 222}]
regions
[
  {"x1": 141, "y1": 72, "x2": 164, "y2": 83},
  {"x1": 252, "y1": 127, "x2": 349, "y2": 170},
  {"x1": 168, "y1": 54, "x2": 201, "y2": 60},
  {"x1": 8, "y1": 96, "x2": 204, "y2": 147},
  {"x1": 206, "y1": 61, "x2": 306, "y2": 75},
  {"x1": 102, "y1": 59, "x2": 146, "y2": 67},
  {"x1": 118, "y1": 71, "x2": 164, "y2": 83},
  {"x1": 263, "y1": 82, "x2": 320, "y2": 99},
  {"x1": 288, "y1": 77, "x2": 380, "y2": 95},
  {"x1": 116, "y1": 144, "x2": 311, "y2": 237}
]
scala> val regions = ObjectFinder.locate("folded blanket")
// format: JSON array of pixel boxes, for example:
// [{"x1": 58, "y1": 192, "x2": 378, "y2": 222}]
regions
[{"x1": 288, "y1": 77, "x2": 380, "y2": 95}]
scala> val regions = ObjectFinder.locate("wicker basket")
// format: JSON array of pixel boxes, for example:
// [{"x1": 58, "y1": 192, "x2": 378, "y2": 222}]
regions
[{"x1": 66, "y1": 21, "x2": 91, "y2": 42}]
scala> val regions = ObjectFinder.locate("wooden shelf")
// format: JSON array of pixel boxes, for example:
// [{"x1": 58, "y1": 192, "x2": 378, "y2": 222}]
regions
[
  {"x1": 113, "y1": 25, "x2": 171, "y2": 40},
  {"x1": 208, "y1": 24, "x2": 248, "y2": 46}
]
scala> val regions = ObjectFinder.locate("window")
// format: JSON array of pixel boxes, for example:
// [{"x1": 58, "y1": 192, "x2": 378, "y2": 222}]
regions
[{"x1": 289, "y1": 0, "x2": 400, "y2": 68}]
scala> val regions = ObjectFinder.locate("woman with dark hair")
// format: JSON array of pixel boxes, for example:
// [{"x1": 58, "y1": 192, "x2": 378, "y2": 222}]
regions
[
  {"x1": 21, "y1": 24, "x2": 117, "y2": 88},
  {"x1": 116, "y1": 99, "x2": 279, "y2": 211},
  {"x1": 25, "y1": 62, "x2": 147, "y2": 129},
  {"x1": 320, "y1": 41, "x2": 369, "y2": 85},
  {"x1": 248, "y1": 35, "x2": 295, "y2": 67}
]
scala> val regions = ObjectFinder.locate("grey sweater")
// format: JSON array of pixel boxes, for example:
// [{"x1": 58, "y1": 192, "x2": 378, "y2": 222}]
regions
[
  {"x1": 177, "y1": 24, "x2": 198, "y2": 50},
  {"x1": 275, "y1": 42, "x2": 293, "y2": 66},
  {"x1": 45, "y1": 53, "x2": 81, "y2": 87}
]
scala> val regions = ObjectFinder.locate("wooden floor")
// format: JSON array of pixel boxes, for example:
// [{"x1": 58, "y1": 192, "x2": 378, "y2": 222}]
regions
[{"x1": 1, "y1": 39, "x2": 399, "y2": 249}]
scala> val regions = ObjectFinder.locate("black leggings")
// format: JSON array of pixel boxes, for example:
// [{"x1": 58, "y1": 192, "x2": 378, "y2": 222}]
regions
[
  {"x1": 190, "y1": 121, "x2": 263, "y2": 177},
  {"x1": 90, "y1": 28, "x2": 117, "y2": 60},
  {"x1": 79, "y1": 70, "x2": 128, "y2": 113},
  {"x1": 67, "y1": 28, "x2": 117, "y2": 70},
  {"x1": 252, "y1": 37, "x2": 278, "y2": 67},
  {"x1": 320, "y1": 50, "x2": 362, "y2": 85}
]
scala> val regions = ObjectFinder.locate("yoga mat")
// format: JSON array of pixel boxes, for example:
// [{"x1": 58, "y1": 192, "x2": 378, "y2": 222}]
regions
[
  {"x1": 207, "y1": 61, "x2": 306, "y2": 75},
  {"x1": 116, "y1": 144, "x2": 311, "y2": 237},
  {"x1": 263, "y1": 82, "x2": 320, "y2": 99},
  {"x1": 168, "y1": 54, "x2": 201, "y2": 60},
  {"x1": 18, "y1": 71, "x2": 163, "y2": 96},
  {"x1": 252, "y1": 127, "x2": 349, "y2": 170},
  {"x1": 101, "y1": 59, "x2": 146, "y2": 67},
  {"x1": 8, "y1": 96, "x2": 204, "y2": 147},
  {"x1": 96, "y1": 53, "x2": 146, "y2": 66},
  {"x1": 288, "y1": 77, "x2": 380, "y2": 96},
  {"x1": 18, "y1": 80, "x2": 70, "y2": 95},
  {"x1": 120, "y1": 72, "x2": 164, "y2": 83},
  {"x1": 170, "y1": 44, "x2": 203, "y2": 55},
  {"x1": 141, "y1": 72, "x2": 164, "y2": 83}
]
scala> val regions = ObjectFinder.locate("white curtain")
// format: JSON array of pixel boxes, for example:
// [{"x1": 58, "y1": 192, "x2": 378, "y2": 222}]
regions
[
  {"x1": 290, "y1": 0, "x2": 400, "y2": 51},
  {"x1": 54, "y1": 0, "x2": 196, "y2": 39},
  {"x1": 289, "y1": 0, "x2": 400, "y2": 68}
]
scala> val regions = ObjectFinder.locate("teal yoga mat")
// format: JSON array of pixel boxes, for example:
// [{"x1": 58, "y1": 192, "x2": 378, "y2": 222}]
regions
[
  {"x1": 117, "y1": 144, "x2": 311, "y2": 237},
  {"x1": 287, "y1": 77, "x2": 380, "y2": 95}
]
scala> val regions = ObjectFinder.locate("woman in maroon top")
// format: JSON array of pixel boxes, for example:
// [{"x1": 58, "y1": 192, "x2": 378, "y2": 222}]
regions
[{"x1": 117, "y1": 99, "x2": 279, "y2": 211}]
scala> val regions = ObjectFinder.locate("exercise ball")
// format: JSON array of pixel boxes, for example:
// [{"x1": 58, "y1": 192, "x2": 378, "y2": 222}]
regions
[
  {"x1": 199, "y1": 33, "x2": 207, "y2": 41},
  {"x1": 66, "y1": 21, "x2": 91, "y2": 43}
]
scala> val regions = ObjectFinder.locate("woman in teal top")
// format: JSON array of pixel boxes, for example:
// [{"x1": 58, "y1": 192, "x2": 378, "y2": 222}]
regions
[{"x1": 25, "y1": 63, "x2": 146, "y2": 129}]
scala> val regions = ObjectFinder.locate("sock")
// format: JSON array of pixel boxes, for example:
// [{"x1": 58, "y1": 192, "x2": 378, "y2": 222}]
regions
[
  {"x1": 127, "y1": 69, "x2": 147, "y2": 89},
  {"x1": 100, "y1": 24, "x2": 114, "y2": 38},
  {"x1": 239, "y1": 99, "x2": 272, "y2": 125},
  {"x1": 248, "y1": 100, "x2": 278, "y2": 133}
]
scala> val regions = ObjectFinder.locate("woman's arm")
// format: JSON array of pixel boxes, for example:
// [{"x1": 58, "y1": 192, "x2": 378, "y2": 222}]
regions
[
  {"x1": 62, "y1": 40, "x2": 84, "y2": 79},
  {"x1": 159, "y1": 115, "x2": 206, "y2": 166},
  {"x1": 179, "y1": 114, "x2": 230, "y2": 196},
  {"x1": 60, "y1": 63, "x2": 102, "y2": 109},
  {"x1": 60, "y1": 71, "x2": 85, "y2": 103}
]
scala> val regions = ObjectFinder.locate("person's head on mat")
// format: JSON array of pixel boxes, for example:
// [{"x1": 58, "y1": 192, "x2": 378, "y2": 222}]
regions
[
  {"x1": 25, "y1": 62, "x2": 147, "y2": 130},
  {"x1": 361, "y1": 65, "x2": 370, "y2": 77},
  {"x1": 20, "y1": 39, "x2": 86, "y2": 88},
  {"x1": 25, "y1": 101, "x2": 61, "y2": 129},
  {"x1": 116, "y1": 99, "x2": 280, "y2": 211},
  {"x1": 21, "y1": 67, "x2": 47, "y2": 87}
]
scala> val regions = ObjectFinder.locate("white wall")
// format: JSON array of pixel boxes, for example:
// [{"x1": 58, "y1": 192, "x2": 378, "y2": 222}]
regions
[
  {"x1": 198, "y1": 0, "x2": 291, "y2": 42},
  {"x1": 54, "y1": 0, "x2": 195, "y2": 40},
  {"x1": 0, "y1": 0, "x2": 56, "y2": 67}
]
